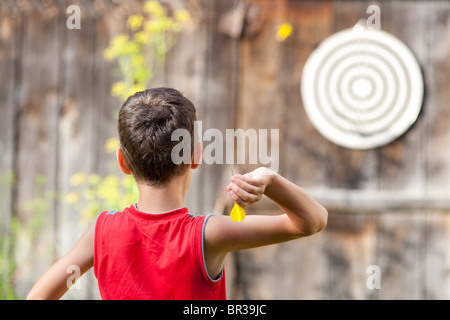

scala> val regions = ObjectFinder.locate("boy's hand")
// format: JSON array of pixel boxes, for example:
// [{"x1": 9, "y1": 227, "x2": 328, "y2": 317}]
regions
[{"x1": 227, "y1": 167, "x2": 275, "y2": 208}]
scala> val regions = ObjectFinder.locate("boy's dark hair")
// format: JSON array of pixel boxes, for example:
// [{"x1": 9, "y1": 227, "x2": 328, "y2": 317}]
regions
[{"x1": 118, "y1": 87, "x2": 197, "y2": 186}]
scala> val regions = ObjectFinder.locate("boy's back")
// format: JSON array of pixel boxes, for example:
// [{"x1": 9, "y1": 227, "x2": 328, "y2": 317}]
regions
[{"x1": 94, "y1": 206, "x2": 225, "y2": 299}]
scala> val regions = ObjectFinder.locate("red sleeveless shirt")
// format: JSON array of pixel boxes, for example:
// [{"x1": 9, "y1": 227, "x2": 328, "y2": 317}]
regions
[{"x1": 93, "y1": 205, "x2": 226, "y2": 300}]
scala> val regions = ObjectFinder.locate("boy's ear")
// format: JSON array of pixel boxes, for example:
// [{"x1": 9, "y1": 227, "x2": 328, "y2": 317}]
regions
[
  {"x1": 191, "y1": 141, "x2": 203, "y2": 169},
  {"x1": 116, "y1": 148, "x2": 132, "y2": 175}
]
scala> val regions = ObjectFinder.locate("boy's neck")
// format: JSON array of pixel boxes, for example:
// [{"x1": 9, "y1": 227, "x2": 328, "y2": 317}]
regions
[{"x1": 135, "y1": 171, "x2": 191, "y2": 214}]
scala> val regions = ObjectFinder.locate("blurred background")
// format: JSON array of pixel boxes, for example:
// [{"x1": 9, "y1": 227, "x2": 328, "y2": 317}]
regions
[{"x1": 0, "y1": 0, "x2": 449, "y2": 300}]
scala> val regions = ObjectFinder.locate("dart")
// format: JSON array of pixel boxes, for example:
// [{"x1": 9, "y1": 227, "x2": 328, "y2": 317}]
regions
[{"x1": 230, "y1": 165, "x2": 246, "y2": 222}]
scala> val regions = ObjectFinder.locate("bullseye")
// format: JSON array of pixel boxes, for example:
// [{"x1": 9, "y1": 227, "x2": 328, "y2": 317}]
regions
[{"x1": 351, "y1": 77, "x2": 372, "y2": 99}]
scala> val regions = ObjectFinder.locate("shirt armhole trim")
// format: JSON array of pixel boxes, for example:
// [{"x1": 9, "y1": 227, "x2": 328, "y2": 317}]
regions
[{"x1": 201, "y1": 213, "x2": 224, "y2": 283}]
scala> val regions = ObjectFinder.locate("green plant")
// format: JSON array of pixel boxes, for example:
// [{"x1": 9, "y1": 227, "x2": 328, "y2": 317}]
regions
[
  {"x1": 0, "y1": 171, "x2": 18, "y2": 299},
  {"x1": 103, "y1": 0, "x2": 190, "y2": 101},
  {"x1": 0, "y1": 217, "x2": 18, "y2": 300},
  {"x1": 1, "y1": 173, "x2": 61, "y2": 299},
  {"x1": 23, "y1": 174, "x2": 61, "y2": 235}
]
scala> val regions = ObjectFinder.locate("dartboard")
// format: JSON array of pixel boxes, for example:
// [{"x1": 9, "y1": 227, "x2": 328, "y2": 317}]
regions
[{"x1": 301, "y1": 26, "x2": 424, "y2": 150}]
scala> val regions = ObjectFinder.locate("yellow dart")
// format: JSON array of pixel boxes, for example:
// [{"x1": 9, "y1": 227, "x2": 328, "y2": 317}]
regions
[
  {"x1": 230, "y1": 203, "x2": 245, "y2": 222},
  {"x1": 230, "y1": 165, "x2": 246, "y2": 222}
]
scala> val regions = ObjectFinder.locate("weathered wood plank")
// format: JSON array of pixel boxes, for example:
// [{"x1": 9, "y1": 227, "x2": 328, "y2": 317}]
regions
[
  {"x1": 0, "y1": 8, "x2": 17, "y2": 232},
  {"x1": 56, "y1": 13, "x2": 94, "y2": 253},
  {"x1": 0, "y1": 8, "x2": 20, "y2": 299},
  {"x1": 236, "y1": 0, "x2": 290, "y2": 177},
  {"x1": 13, "y1": 10, "x2": 61, "y2": 297},
  {"x1": 423, "y1": 211, "x2": 450, "y2": 299},
  {"x1": 324, "y1": 210, "x2": 379, "y2": 299},
  {"x1": 306, "y1": 188, "x2": 450, "y2": 211},
  {"x1": 421, "y1": 2, "x2": 450, "y2": 298},
  {"x1": 378, "y1": 1, "x2": 429, "y2": 193},
  {"x1": 424, "y1": 1, "x2": 450, "y2": 192},
  {"x1": 284, "y1": 1, "x2": 335, "y2": 189},
  {"x1": 376, "y1": 210, "x2": 427, "y2": 299}
]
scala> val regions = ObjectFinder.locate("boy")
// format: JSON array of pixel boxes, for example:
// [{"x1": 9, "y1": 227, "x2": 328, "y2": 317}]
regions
[{"x1": 27, "y1": 88, "x2": 327, "y2": 300}]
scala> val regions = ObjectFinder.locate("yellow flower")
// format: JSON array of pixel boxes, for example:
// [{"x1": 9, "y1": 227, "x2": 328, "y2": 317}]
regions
[
  {"x1": 98, "y1": 176, "x2": 120, "y2": 201},
  {"x1": 104, "y1": 137, "x2": 120, "y2": 154},
  {"x1": 112, "y1": 34, "x2": 129, "y2": 47},
  {"x1": 111, "y1": 81, "x2": 127, "y2": 98},
  {"x1": 65, "y1": 192, "x2": 80, "y2": 204},
  {"x1": 144, "y1": 1, "x2": 165, "y2": 17},
  {"x1": 70, "y1": 172, "x2": 86, "y2": 186},
  {"x1": 144, "y1": 20, "x2": 161, "y2": 33},
  {"x1": 134, "y1": 31, "x2": 149, "y2": 44},
  {"x1": 85, "y1": 189, "x2": 96, "y2": 201},
  {"x1": 88, "y1": 174, "x2": 101, "y2": 185},
  {"x1": 130, "y1": 54, "x2": 144, "y2": 67},
  {"x1": 128, "y1": 14, "x2": 144, "y2": 31},
  {"x1": 276, "y1": 23, "x2": 293, "y2": 42},
  {"x1": 130, "y1": 84, "x2": 146, "y2": 96},
  {"x1": 82, "y1": 202, "x2": 101, "y2": 222},
  {"x1": 103, "y1": 47, "x2": 115, "y2": 61},
  {"x1": 175, "y1": 9, "x2": 190, "y2": 23}
]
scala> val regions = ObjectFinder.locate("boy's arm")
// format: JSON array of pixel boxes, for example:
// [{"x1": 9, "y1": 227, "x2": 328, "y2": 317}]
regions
[
  {"x1": 26, "y1": 224, "x2": 95, "y2": 300},
  {"x1": 204, "y1": 168, "x2": 328, "y2": 278}
]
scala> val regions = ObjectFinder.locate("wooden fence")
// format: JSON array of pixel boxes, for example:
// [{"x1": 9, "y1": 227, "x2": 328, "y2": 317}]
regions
[{"x1": 0, "y1": 0, "x2": 449, "y2": 299}]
